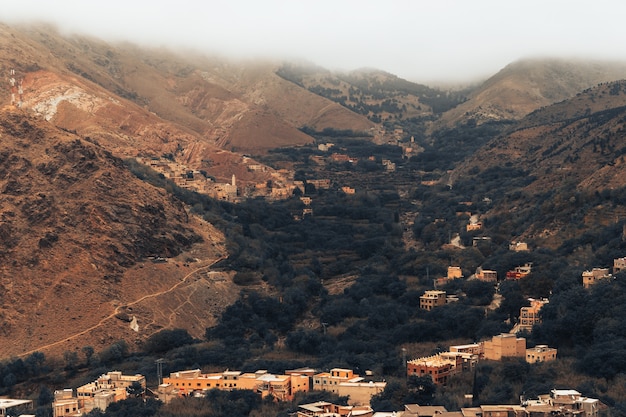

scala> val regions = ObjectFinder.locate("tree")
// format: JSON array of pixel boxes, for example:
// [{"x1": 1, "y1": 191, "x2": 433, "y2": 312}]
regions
[
  {"x1": 82, "y1": 346, "x2": 94, "y2": 366},
  {"x1": 406, "y1": 375, "x2": 436, "y2": 405},
  {"x1": 126, "y1": 381, "x2": 145, "y2": 398}
]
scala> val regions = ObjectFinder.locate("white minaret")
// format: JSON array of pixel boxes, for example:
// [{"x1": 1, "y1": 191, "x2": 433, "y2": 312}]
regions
[{"x1": 232, "y1": 174, "x2": 236, "y2": 187}]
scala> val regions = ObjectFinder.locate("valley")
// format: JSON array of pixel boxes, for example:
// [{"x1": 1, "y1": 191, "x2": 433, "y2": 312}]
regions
[{"x1": 2, "y1": 21, "x2": 626, "y2": 416}]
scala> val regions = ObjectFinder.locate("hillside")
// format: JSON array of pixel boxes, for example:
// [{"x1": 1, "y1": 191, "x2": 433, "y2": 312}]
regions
[
  {"x1": 0, "y1": 107, "x2": 235, "y2": 358},
  {"x1": 451, "y1": 80, "x2": 626, "y2": 247},
  {"x1": 0, "y1": 23, "x2": 376, "y2": 156},
  {"x1": 276, "y1": 63, "x2": 469, "y2": 125},
  {"x1": 437, "y1": 58, "x2": 626, "y2": 128}
]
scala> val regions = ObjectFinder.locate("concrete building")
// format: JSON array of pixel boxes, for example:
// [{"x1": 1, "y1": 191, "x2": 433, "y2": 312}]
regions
[
  {"x1": 475, "y1": 267, "x2": 497, "y2": 283},
  {"x1": 614, "y1": 256, "x2": 626, "y2": 273},
  {"x1": 582, "y1": 268, "x2": 611, "y2": 288},
  {"x1": 53, "y1": 371, "x2": 145, "y2": 417},
  {"x1": 506, "y1": 263, "x2": 532, "y2": 280},
  {"x1": 407, "y1": 351, "x2": 477, "y2": 386},
  {"x1": 161, "y1": 368, "x2": 309, "y2": 402},
  {"x1": 540, "y1": 389, "x2": 600, "y2": 417},
  {"x1": 0, "y1": 399, "x2": 34, "y2": 417},
  {"x1": 336, "y1": 381, "x2": 387, "y2": 406},
  {"x1": 312, "y1": 368, "x2": 385, "y2": 405},
  {"x1": 296, "y1": 401, "x2": 373, "y2": 417},
  {"x1": 509, "y1": 242, "x2": 529, "y2": 252},
  {"x1": 447, "y1": 266, "x2": 463, "y2": 279},
  {"x1": 404, "y1": 404, "x2": 448, "y2": 416},
  {"x1": 420, "y1": 290, "x2": 447, "y2": 311},
  {"x1": 407, "y1": 355, "x2": 455, "y2": 385},
  {"x1": 482, "y1": 333, "x2": 526, "y2": 361},
  {"x1": 450, "y1": 343, "x2": 484, "y2": 359},
  {"x1": 526, "y1": 345, "x2": 557, "y2": 364},
  {"x1": 519, "y1": 298, "x2": 549, "y2": 332}
]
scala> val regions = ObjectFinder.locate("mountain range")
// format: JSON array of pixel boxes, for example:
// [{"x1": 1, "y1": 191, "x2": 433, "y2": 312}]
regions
[{"x1": 2, "y1": 21, "x2": 626, "y2": 359}]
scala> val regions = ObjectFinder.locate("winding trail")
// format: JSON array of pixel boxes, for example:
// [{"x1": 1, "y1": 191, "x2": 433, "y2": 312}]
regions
[{"x1": 19, "y1": 255, "x2": 226, "y2": 358}]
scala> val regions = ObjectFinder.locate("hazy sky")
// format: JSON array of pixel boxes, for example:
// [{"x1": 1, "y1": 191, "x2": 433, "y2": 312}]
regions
[{"x1": 3, "y1": 0, "x2": 626, "y2": 82}]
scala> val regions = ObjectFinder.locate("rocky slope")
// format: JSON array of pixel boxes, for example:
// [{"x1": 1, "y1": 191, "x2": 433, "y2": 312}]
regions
[
  {"x1": 1, "y1": 23, "x2": 375, "y2": 156},
  {"x1": 0, "y1": 107, "x2": 233, "y2": 358},
  {"x1": 437, "y1": 58, "x2": 626, "y2": 127},
  {"x1": 452, "y1": 80, "x2": 626, "y2": 246}
]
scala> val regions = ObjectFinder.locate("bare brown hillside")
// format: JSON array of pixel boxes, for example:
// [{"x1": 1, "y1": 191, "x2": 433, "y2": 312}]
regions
[
  {"x1": 437, "y1": 58, "x2": 626, "y2": 127},
  {"x1": 0, "y1": 108, "x2": 234, "y2": 359},
  {"x1": 0, "y1": 23, "x2": 374, "y2": 156}
]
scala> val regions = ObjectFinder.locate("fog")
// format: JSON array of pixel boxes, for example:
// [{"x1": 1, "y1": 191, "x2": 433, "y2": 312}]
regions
[{"x1": 3, "y1": 0, "x2": 626, "y2": 83}]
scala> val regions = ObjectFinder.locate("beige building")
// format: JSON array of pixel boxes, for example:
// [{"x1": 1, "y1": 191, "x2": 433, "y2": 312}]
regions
[
  {"x1": 482, "y1": 333, "x2": 526, "y2": 361},
  {"x1": 296, "y1": 401, "x2": 373, "y2": 417},
  {"x1": 312, "y1": 368, "x2": 385, "y2": 405},
  {"x1": 519, "y1": 298, "x2": 548, "y2": 332},
  {"x1": 447, "y1": 266, "x2": 463, "y2": 279},
  {"x1": 582, "y1": 268, "x2": 611, "y2": 288},
  {"x1": 420, "y1": 290, "x2": 447, "y2": 311},
  {"x1": 509, "y1": 241, "x2": 528, "y2": 251},
  {"x1": 53, "y1": 372, "x2": 144, "y2": 417},
  {"x1": 614, "y1": 257, "x2": 626, "y2": 273},
  {"x1": 526, "y1": 345, "x2": 557, "y2": 364},
  {"x1": 0, "y1": 399, "x2": 34, "y2": 417},
  {"x1": 450, "y1": 343, "x2": 484, "y2": 359},
  {"x1": 475, "y1": 267, "x2": 497, "y2": 283}
]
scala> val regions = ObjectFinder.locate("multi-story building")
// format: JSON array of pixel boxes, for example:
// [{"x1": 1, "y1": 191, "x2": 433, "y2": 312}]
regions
[
  {"x1": 450, "y1": 343, "x2": 484, "y2": 359},
  {"x1": 161, "y1": 368, "x2": 309, "y2": 402},
  {"x1": 407, "y1": 355, "x2": 456, "y2": 385},
  {"x1": 614, "y1": 257, "x2": 626, "y2": 273},
  {"x1": 526, "y1": 345, "x2": 557, "y2": 364},
  {"x1": 541, "y1": 389, "x2": 599, "y2": 417},
  {"x1": 475, "y1": 267, "x2": 497, "y2": 283},
  {"x1": 407, "y1": 351, "x2": 478, "y2": 386},
  {"x1": 447, "y1": 266, "x2": 463, "y2": 279},
  {"x1": 420, "y1": 290, "x2": 447, "y2": 311},
  {"x1": 312, "y1": 368, "x2": 385, "y2": 405},
  {"x1": 296, "y1": 401, "x2": 373, "y2": 417},
  {"x1": 0, "y1": 399, "x2": 34, "y2": 417},
  {"x1": 519, "y1": 298, "x2": 549, "y2": 332},
  {"x1": 482, "y1": 333, "x2": 526, "y2": 361},
  {"x1": 53, "y1": 372, "x2": 145, "y2": 417},
  {"x1": 582, "y1": 268, "x2": 611, "y2": 288}
]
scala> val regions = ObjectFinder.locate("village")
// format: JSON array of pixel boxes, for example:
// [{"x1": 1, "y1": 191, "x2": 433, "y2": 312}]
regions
[{"x1": 1, "y1": 360, "x2": 602, "y2": 417}]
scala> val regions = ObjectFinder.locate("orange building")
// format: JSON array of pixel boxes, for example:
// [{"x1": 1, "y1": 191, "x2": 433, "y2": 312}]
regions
[
  {"x1": 406, "y1": 355, "x2": 455, "y2": 385},
  {"x1": 162, "y1": 369, "x2": 309, "y2": 401}
]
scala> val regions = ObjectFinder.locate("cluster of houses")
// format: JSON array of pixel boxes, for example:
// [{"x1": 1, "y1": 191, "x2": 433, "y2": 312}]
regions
[
  {"x1": 136, "y1": 156, "x2": 343, "y2": 205},
  {"x1": 51, "y1": 371, "x2": 146, "y2": 417},
  {"x1": 407, "y1": 334, "x2": 557, "y2": 386},
  {"x1": 157, "y1": 367, "x2": 385, "y2": 406},
  {"x1": 1, "y1": 364, "x2": 602, "y2": 417},
  {"x1": 296, "y1": 388, "x2": 602, "y2": 417}
]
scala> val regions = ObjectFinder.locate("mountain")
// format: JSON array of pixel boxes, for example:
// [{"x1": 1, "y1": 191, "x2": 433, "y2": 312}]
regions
[
  {"x1": 0, "y1": 23, "x2": 375, "y2": 159},
  {"x1": 0, "y1": 106, "x2": 241, "y2": 358},
  {"x1": 437, "y1": 58, "x2": 626, "y2": 127},
  {"x1": 451, "y1": 80, "x2": 626, "y2": 247},
  {"x1": 276, "y1": 63, "x2": 470, "y2": 124}
]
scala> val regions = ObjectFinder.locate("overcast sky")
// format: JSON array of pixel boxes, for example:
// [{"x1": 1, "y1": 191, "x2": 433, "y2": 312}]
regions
[{"x1": 3, "y1": 0, "x2": 626, "y2": 83}]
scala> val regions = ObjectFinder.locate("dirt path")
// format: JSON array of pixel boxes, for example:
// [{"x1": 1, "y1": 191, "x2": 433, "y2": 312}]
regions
[{"x1": 18, "y1": 255, "x2": 226, "y2": 358}]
